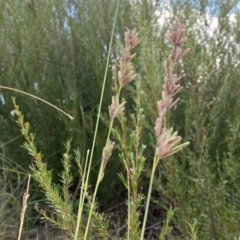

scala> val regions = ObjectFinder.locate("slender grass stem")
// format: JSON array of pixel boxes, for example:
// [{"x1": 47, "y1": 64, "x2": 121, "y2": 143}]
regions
[
  {"x1": 74, "y1": 150, "x2": 90, "y2": 240},
  {"x1": 0, "y1": 86, "x2": 73, "y2": 120},
  {"x1": 18, "y1": 174, "x2": 31, "y2": 240},
  {"x1": 140, "y1": 153, "x2": 158, "y2": 240},
  {"x1": 83, "y1": 1, "x2": 120, "y2": 239},
  {"x1": 83, "y1": 110, "x2": 115, "y2": 239},
  {"x1": 127, "y1": 169, "x2": 130, "y2": 240}
]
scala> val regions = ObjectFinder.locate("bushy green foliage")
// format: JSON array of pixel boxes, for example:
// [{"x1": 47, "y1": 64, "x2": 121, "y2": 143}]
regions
[{"x1": 0, "y1": 0, "x2": 134, "y2": 209}]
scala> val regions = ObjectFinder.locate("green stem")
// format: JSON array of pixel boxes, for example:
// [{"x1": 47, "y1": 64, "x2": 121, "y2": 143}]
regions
[
  {"x1": 140, "y1": 153, "x2": 158, "y2": 240},
  {"x1": 83, "y1": 1, "x2": 120, "y2": 239},
  {"x1": 127, "y1": 169, "x2": 130, "y2": 240},
  {"x1": 74, "y1": 150, "x2": 90, "y2": 240}
]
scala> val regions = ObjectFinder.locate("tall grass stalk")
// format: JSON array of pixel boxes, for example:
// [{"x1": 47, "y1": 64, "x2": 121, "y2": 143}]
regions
[
  {"x1": 140, "y1": 20, "x2": 190, "y2": 240},
  {"x1": 108, "y1": 26, "x2": 141, "y2": 239},
  {"x1": 84, "y1": 25, "x2": 139, "y2": 239},
  {"x1": 83, "y1": 0, "x2": 120, "y2": 238}
]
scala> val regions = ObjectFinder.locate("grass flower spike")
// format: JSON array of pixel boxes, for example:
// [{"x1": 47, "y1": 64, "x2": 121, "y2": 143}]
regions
[
  {"x1": 118, "y1": 29, "x2": 139, "y2": 88},
  {"x1": 109, "y1": 96, "x2": 126, "y2": 120},
  {"x1": 156, "y1": 128, "x2": 189, "y2": 159},
  {"x1": 165, "y1": 20, "x2": 190, "y2": 64},
  {"x1": 84, "y1": 27, "x2": 139, "y2": 240},
  {"x1": 155, "y1": 20, "x2": 190, "y2": 159},
  {"x1": 141, "y1": 20, "x2": 190, "y2": 239}
]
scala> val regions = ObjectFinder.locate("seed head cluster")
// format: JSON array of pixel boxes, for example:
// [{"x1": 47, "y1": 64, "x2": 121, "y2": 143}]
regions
[{"x1": 155, "y1": 20, "x2": 190, "y2": 159}]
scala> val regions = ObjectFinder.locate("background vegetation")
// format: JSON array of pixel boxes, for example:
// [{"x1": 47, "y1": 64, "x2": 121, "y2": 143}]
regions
[{"x1": 1, "y1": 0, "x2": 240, "y2": 239}]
